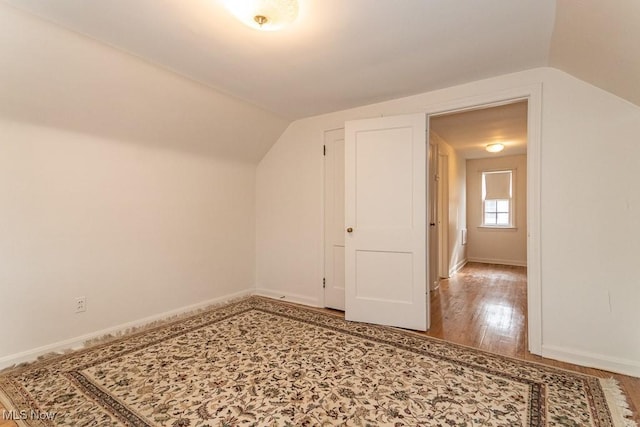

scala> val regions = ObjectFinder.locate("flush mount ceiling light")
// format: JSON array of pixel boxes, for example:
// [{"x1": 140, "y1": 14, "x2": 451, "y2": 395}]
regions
[
  {"x1": 223, "y1": 0, "x2": 299, "y2": 31},
  {"x1": 486, "y1": 143, "x2": 505, "y2": 153}
]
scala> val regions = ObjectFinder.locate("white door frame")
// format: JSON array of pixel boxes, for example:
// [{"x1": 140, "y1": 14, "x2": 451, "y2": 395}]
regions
[{"x1": 424, "y1": 84, "x2": 542, "y2": 355}]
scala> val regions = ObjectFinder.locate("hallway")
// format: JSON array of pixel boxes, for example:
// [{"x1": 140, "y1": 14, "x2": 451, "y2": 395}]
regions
[{"x1": 428, "y1": 262, "x2": 527, "y2": 357}]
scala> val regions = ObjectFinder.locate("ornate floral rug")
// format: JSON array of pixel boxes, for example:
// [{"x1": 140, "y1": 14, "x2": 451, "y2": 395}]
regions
[{"x1": 0, "y1": 296, "x2": 635, "y2": 426}]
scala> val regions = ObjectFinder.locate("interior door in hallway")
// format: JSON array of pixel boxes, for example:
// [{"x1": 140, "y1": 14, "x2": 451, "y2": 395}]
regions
[
  {"x1": 344, "y1": 114, "x2": 429, "y2": 331},
  {"x1": 323, "y1": 128, "x2": 346, "y2": 310},
  {"x1": 428, "y1": 142, "x2": 440, "y2": 291},
  {"x1": 437, "y1": 152, "x2": 449, "y2": 279}
]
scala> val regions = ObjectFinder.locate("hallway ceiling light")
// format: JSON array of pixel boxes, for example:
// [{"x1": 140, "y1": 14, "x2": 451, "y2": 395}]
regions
[
  {"x1": 486, "y1": 143, "x2": 505, "y2": 153},
  {"x1": 223, "y1": 0, "x2": 299, "y2": 31}
]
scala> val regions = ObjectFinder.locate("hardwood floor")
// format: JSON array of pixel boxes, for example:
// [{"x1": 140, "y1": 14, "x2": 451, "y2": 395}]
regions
[
  {"x1": 1, "y1": 265, "x2": 638, "y2": 425},
  {"x1": 426, "y1": 262, "x2": 640, "y2": 424},
  {"x1": 428, "y1": 262, "x2": 528, "y2": 358}
]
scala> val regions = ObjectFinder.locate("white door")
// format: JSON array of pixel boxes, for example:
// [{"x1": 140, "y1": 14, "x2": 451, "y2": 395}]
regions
[
  {"x1": 324, "y1": 128, "x2": 346, "y2": 310},
  {"x1": 344, "y1": 114, "x2": 429, "y2": 331},
  {"x1": 437, "y1": 153, "x2": 449, "y2": 279}
]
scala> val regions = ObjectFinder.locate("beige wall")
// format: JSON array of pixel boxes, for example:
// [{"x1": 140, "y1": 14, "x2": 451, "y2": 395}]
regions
[
  {"x1": 430, "y1": 132, "x2": 467, "y2": 274},
  {"x1": 466, "y1": 155, "x2": 527, "y2": 266},
  {"x1": 0, "y1": 4, "x2": 288, "y2": 365},
  {"x1": 0, "y1": 4, "x2": 288, "y2": 164}
]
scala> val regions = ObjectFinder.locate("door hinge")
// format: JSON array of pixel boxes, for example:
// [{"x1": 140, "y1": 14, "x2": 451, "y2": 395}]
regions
[
  {"x1": 323, "y1": 145, "x2": 326, "y2": 156},
  {"x1": 323, "y1": 277, "x2": 326, "y2": 288}
]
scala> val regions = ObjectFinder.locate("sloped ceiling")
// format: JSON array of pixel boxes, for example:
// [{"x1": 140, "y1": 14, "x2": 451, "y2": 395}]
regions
[
  {"x1": 0, "y1": 3, "x2": 290, "y2": 163},
  {"x1": 549, "y1": 0, "x2": 640, "y2": 108},
  {"x1": 0, "y1": 0, "x2": 555, "y2": 119},
  {"x1": 1, "y1": 0, "x2": 638, "y2": 120}
]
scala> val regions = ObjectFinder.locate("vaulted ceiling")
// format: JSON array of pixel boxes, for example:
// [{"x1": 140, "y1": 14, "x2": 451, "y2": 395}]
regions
[{"x1": 2, "y1": 0, "x2": 638, "y2": 119}]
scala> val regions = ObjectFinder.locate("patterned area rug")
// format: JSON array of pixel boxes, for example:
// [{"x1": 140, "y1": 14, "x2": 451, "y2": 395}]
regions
[{"x1": 0, "y1": 296, "x2": 635, "y2": 426}]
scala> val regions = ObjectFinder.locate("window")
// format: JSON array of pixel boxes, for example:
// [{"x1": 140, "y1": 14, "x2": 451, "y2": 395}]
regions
[{"x1": 482, "y1": 170, "x2": 513, "y2": 227}]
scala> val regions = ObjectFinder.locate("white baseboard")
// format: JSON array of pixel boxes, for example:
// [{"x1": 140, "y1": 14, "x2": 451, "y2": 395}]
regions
[
  {"x1": 0, "y1": 288, "x2": 254, "y2": 371},
  {"x1": 542, "y1": 344, "x2": 640, "y2": 378},
  {"x1": 254, "y1": 288, "x2": 321, "y2": 308},
  {"x1": 449, "y1": 258, "x2": 468, "y2": 276},
  {"x1": 467, "y1": 257, "x2": 527, "y2": 267}
]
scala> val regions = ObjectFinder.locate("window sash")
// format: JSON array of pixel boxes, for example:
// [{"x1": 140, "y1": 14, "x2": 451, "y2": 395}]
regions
[{"x1": 483, "y1": 198, "x2": 511, "y2": 226}]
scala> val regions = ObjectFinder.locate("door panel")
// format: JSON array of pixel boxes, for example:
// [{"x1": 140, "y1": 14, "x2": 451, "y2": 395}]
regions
[
  {"x1": 356, "y1": 250, "x2": 413, "y2": 303},
  {"x1": 355, "y1": 128, "x2": 413, "y2": 229},
  {"x1": 324, "y1": 129, "x2": 346, "y2": 310},
  {"x1": 345, "y1": 114, "x2": 428, "y2": 331}
]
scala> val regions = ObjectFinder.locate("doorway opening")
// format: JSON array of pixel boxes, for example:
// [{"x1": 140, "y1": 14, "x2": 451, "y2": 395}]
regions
[{"x1": 428, "y1": 99, "x2": 529, "y2": 355}]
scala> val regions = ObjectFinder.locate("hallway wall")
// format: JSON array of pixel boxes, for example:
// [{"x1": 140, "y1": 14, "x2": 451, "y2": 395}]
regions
[{"x1": 466, "y1": 155, "x2": 527, "y2": 266}]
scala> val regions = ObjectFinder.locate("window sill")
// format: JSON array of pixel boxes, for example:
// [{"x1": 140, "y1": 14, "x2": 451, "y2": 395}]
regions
[{"x1": 478, "y1": 225, "x2": 518, "y2": 231}]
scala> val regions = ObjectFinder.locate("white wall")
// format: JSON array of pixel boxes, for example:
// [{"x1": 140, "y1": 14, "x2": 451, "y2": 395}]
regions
[
  {"x1": 0, "y1": 4, "x2": 289, "y2": 364},
  {"x1": 256, "y1": 67, "x2": 640, "y2": 376},
  {"x1": 466, "y1": 155, "x2": 527, "y2": 266},
  {"x1": 429, "y1": 132, "x2": 467, "y2": 275},
  {"x1": 540, "y1": 70, "x2": 640, "y2": 375}
]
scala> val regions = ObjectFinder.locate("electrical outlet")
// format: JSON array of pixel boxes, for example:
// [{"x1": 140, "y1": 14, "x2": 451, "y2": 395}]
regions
[{"x1": 75, "y1": 296, "x2": 86, "y2": 313}]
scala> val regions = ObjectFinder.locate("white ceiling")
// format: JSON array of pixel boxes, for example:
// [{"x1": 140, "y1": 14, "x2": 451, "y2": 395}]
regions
[
  {"x1": 2, "y1": 0, "x2": 638, "y2": 120},
  {"x1": 430, "y1": 101, "x2": 528, "y2": 159},
  {"x1": 1, "y1": 0, "x2": 556, "y2": 119}
]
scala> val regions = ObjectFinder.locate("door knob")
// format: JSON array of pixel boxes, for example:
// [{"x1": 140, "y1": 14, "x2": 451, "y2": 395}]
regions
[
  {"x1": 429, "y1": 223, "x2": 436, "y2": 227},
  {"x1": 346, "y1": 227, "x2": 353, "y2": 233}
]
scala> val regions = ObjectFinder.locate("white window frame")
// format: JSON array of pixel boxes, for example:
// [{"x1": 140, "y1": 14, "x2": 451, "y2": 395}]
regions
[{"x1": 481, "y1": 169, "x2": 515, "y2": 228}]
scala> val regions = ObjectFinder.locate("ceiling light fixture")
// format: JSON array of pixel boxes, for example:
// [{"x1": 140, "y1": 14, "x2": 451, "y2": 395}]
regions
[
  {"x1": 223, "y1": 0, "x2": 299, "y2": 31},
  {"x1": 486, "y1": 143, "x2": 505, "y2": 153}
]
